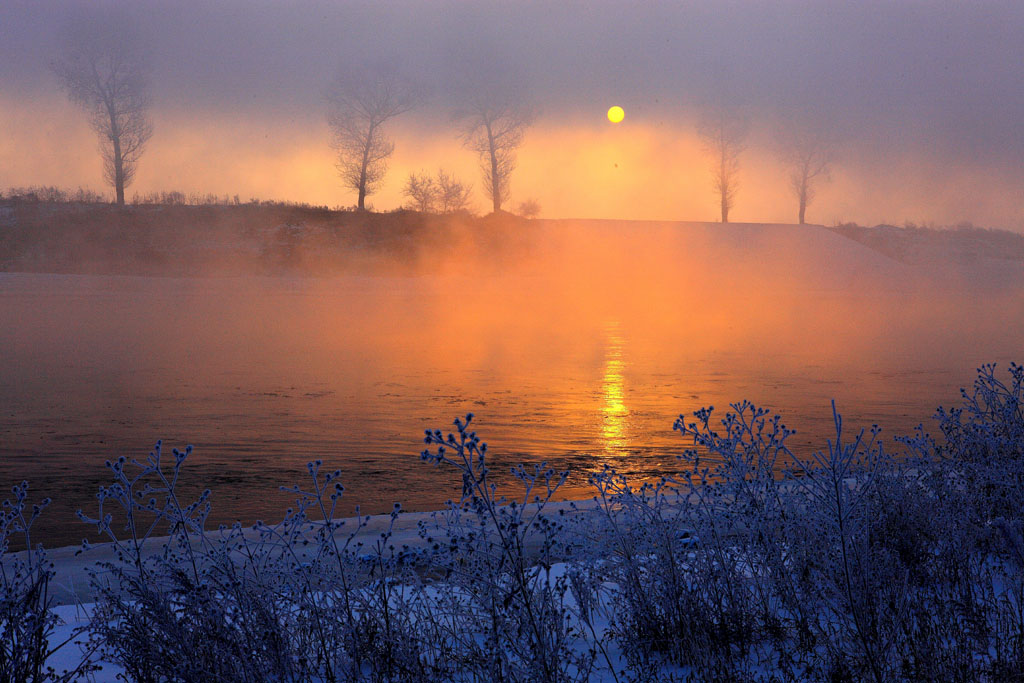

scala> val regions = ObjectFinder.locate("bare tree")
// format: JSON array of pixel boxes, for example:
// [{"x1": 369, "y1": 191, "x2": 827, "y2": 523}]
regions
[
  {"x1": 458, "y1": 98, "x2": 533, "y2": 213},
  {"x1": 436, "y1": 169, "x2": 473, "y2": 214},
  {"x1": 327, "y1": 68, "x2": 415, "y2": 210},
  {"x1": 698, "y1": 111, "x2": 747, "y2": 223},
  {"x1": 404, "y1": 172, "x2": 438, "y2": 212},
  {"x1": 52, "y1": 18, "x2": 153, "y2": 206},
  {"x1": 405, "y1": 169, "x2": 474, "y2": 214},
  {"x1": 777, "y1": 128, "x2": 834, "y2": 224}
]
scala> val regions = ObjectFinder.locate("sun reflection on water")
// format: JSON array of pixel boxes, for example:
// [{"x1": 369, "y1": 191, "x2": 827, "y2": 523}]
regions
[{"x1": 602, "y1": 322, "x2": 628, "y2": 453}]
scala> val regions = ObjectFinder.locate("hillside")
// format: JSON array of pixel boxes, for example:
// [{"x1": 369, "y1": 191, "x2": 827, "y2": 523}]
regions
[
  {"x1": 0, "y1": 200, "x2": 536, "y2": 276},
  {"x1": 2, "y1": 201, "x2": 1021, "y2": 290},
  {"x1": 829, "y1": 222, "x2": 1024, "y2": 285},
  {"x1": 543, "y1": 219, "x2": 908, "y2": 293}
]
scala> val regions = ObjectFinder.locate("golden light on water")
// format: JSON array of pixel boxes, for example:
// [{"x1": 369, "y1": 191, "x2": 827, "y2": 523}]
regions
[
  {"x1": 601, "y1": 323, "x2": 628, "y2": 453},
  {"x1": 606, "y1": 105, "x2": 625, "y2": 123}
]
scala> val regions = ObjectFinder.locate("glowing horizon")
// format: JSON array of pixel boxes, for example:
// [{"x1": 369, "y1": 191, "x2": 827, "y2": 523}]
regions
[
  {"x1": 2, "y1": 97, "x2": 1021, "y2": 230},
  {"x1": 2, "y1": 1, "x2": 1023, "y2": 229}
]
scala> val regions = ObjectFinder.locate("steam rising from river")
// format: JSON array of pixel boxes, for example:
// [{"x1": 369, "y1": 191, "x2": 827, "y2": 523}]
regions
[{"x1": 1, "y1": 220, "x2": 1022, "y2": 546}]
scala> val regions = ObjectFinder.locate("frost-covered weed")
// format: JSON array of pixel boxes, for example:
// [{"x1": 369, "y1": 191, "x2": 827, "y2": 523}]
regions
[
  {"x1": 75, "y1": 420, "x2": 596, "y2": 682},
  {"x1": 934, "y1": 362, "x2": 1024, "y2": 529},
  {"x1": 77, "y1": 444, "x2": 446, "y2": 682},
  {"x1": 420, "y1": 413, "x2": 596, "y2": 682},
  {"x1": 581, "y1": 471, "x2": 734, "y2": 673},
  {"x1": 76, "y1": 444, "x2": 307, "y2": 682},
  {"x1": 1, "y1": 483, "x2": 93, "y2": 682},
  {"x1": 573, "y1": 365, "x2": 1024, "y2": 681},
  {"x1": 572, "y1": 402, "x2": 794, "y2": 679}
]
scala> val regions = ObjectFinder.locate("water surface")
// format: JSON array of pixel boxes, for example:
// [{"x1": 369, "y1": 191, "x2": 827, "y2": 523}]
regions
[{"x1": 2, "y1": 223, "x2": 1020, "y2": 547}]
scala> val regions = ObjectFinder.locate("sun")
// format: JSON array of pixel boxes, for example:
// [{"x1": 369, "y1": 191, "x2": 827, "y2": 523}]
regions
[{"x1": 607, "y1": 105, "x2": 625, "y2": 123}]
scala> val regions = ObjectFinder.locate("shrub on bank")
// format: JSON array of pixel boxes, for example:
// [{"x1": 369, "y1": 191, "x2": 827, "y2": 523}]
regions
[{"x1": 1, "y1": 484, "x2": 96, "y2": 682}]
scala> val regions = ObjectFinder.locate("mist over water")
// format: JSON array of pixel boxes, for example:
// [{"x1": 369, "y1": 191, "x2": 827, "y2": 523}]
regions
[{"x1": 2, "y1": 220, "x2": 1021, "y2": 547}]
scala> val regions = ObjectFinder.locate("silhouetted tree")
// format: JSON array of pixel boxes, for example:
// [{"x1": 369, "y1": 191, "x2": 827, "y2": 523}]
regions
[
  {"x1": 403, "y1": 169, "x2": 473, "y2": 214},
  {"x1": 436, "y1": 169, "x2": 473, "y2": 213},
  {"x1": 698, "y1": 111, "x2": 747, "y2": 223},
  {"x1": 404, "y1": 171, "x2": 438, "y2": 212},
  {"x1": 52, "y1": 18, "x2": 152, "y2": 206},
  {"x1": 458, "y1": 99, "x2": 533, "y2": 213},
  {"x1": 514, "y1": 199, "x2": 540, "y2": 218},
  {"x1": 777, "y1": 128, "x2": 834, "y2": 224},
  {"x1": 327, "y1": 68, "x2": 415, "y2": 210}
]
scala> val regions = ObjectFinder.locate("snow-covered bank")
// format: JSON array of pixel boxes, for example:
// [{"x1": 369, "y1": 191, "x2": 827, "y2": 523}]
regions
[
  {"x1": 37, "y1": 559, "x2": 672, "y2": 683},
  {"x1": 25, "y1": 498, "x2": 607, "y2": 607}
]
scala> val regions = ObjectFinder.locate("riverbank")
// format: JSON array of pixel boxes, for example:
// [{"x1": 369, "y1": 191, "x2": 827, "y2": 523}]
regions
[
  {"x1": 11, "y1": 497, "x2": 608, "y2": 607},
  {"x1": 4, "y1": 197, "x2": 1023, "y2": 284},
  {"x1": 0, "y1": 200, "x2": 536, "y2": 276}
]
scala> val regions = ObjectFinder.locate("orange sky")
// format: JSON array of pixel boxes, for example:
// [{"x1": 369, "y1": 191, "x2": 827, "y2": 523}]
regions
[{"x1": 2, "y1": 96, "x2": 1022, "y2": 229}]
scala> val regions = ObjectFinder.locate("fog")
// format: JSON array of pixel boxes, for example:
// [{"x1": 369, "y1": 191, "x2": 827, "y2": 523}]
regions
[
  {"x1": 3, "y1": 216, "x2": 1023, "y2": 545},
  {"x1": 2, "y1": 1, "x2": 1023, "y2": 227}
]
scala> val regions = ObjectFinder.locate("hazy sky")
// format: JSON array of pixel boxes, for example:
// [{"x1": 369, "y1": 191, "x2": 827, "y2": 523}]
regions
[{"x1": 2, "y1": 0, "x2": 1022, "y2": 228}]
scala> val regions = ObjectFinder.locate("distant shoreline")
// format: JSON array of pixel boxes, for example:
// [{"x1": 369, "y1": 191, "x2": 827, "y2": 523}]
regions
[{"x1": 3, "y1": 198, "x2": 1024, "y2": 278}]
